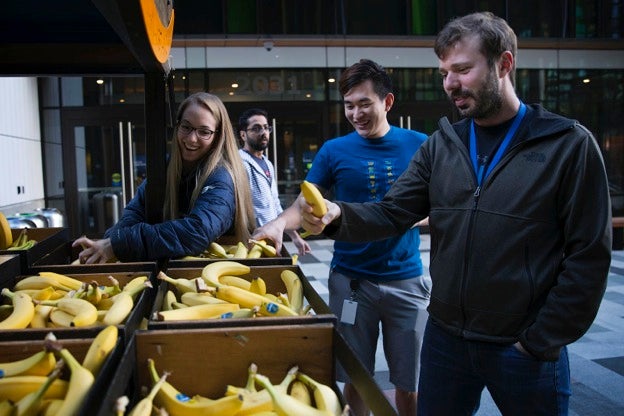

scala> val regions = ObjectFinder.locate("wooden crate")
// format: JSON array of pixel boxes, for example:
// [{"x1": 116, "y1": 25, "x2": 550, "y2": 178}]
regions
[
  {"x1": 1, "y1": 270, "x2": 156, "y2": 345},
  {"x1": 99, "y1": 323, "x2": 338, "y2": 415},
  {"x1": 0, "y1": 254, "x2": 21, "y2": 288},
  {"x1": 148, "y1": 264, "x2": 335, "y2": 330},
  {"x1": 0, "y1": 332, "x2": 123, "y2": 416},
  {"x1": 0, "y1": 228, "x2": 68, "y2": 272}
]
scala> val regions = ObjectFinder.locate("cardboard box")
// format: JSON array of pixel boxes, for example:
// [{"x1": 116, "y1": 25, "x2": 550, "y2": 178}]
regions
[
  {"x1": 0, "y1": 331, "x2": 123, "y2": 416},
  {"x1": 0, "y1": 228, "x2": 68, "y2": 272},
  {"x1": 99, "y1": 323, "x2": 339, "y2": 415},
  {"x1": 148, "y1": 264, "x2": 335, "y2": 330},
  {"x1": 1, "y1": 270, "x2": 156, "y2": 345}
]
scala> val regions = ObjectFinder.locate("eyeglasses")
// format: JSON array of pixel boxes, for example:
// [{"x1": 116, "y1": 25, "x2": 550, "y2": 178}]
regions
[
  {"x1": 178, "y1": 122, "x2": 217, "y2": 140},
  {"x1": 246, "y1": 125, "x2": 273, "y2": 134}
]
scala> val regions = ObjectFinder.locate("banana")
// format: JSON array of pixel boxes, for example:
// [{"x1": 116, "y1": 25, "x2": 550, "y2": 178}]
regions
[
  {"x1": 291, "y1": 254, "x2": 299, "y2": 265},
  {"x1": 0, "y1": 212, "x2": 13, "y2": 249},
  {"x1": 13, "y1": 363, "x2": 62, "y2": 416},
  {"x1": 39, "y1": 399, "x2": 64, "y2": 416},
  {"x1": 122, "y1": 275, "x2": 149, "y2": 295},
  {"x1": 219, "y1": 306, "x2": 259, "y2": 319},
  {"x1": 258, "y1": 301, "x2": 299, "y2": 317},
  {"x1": 13, "y1": 276, "x2": 75, "y2": 292},
  {"x1": 280, "y1": 270, "x2": 304, "y2": 314},
  {"x1": 300, "y1": 181, "x2": 328, "y2": 217},
  {"x1": 171, "y1": 302, "x2": 189, "y2": 309},
  {"x1": 229, "y1": 364, "x2": 298, "y2": 416},
  {"x1": 201, "y1": 261, "x2": 250, "y2": 287},
  {"x1": 0, "y1": 400, "x2": 13, "y2": 416},
  {"x1": 0, "y1": 376, "x2": 68, "y2": 403},
  {"x1": 84, "y1": 282, "x2": 103, "y2": 306},
  {"x1": 82, "y1": 325, "x2": 118, "y2": 377},
  {"x1": 45, "y1": 335, "x2": 95, "y2": 416},
  {"x1": 180, "y1": 292, "x2": 228, "y2": 307},
  {"x1": 289, "y1": 380, "x2": 312, "y2": 406},
  {"x1": 253, "y1": 373, "x2": 329, "y2": 416},
  {"x1": 297, "y1": 372, "x2": 343, "y2": 416},
  {"x1": 102, "y1": 280, "x2": 150, "y2": 326},
  {"x1": 161, "y1": 290, "x2": 178, "y2": 311},
  {"x1": 232, "y1": 242, "x2": 249, "y2": 259},
  {"x1": 36, "y1": 272, "x2": 83, "y2": 291},
  {"x1": 0, "y1": 350, "x2": 56, "y2": 378},
  {"x1": 212, "y1": 285, "x2": 270, "y2": 310},
  {"x1": 29, "y1": 304, "x2": 54, "y2": 328},
  {"x1": 0, "y1": 288, "x2": 35, "y2": 330},
  {"x1": 157, "y1": 272, "x2": 197, "y2": 294},
  {"x1": 250, "y1": 239, "x2": 278, "y2": 257},
  {"x1": 219, "y1": 275, "x2": 252, "y2": 291},
  {"x1": 48, "y1": 309, "x2": 75, "y2": 327},
  {"x1": 147, "y1": 358, "x2": 244, "y2": 416},
  {"x1": 38, "y1": 297, "x2": 98, "y2": 327},
  {"x1": 155, "y1": 303, "x2": 240, "y2": 321},
  {"x1": 8, "y1": 240, "x2": 36, "y2": 251},
  {"x1": 247, "y1": 244, "x2": 263, "y2": 258},
  {"x1": 30, "y1": 287, "x2": 57, "y2": 302},
  {"x1": 208, "y1": 242, "x2": 231, "y2": 259},
  {"x1": 127, "y1": 372, "x2": 168, "y2": 416},
  {"x1": 249, "y1": 277, "x2": 267, "y2": 296},
  {"x1": 276, "y1": 293, "x2": 291, "y2": 308}
]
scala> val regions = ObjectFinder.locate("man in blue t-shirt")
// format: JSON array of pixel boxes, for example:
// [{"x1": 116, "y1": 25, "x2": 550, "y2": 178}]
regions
[{"x1": 252, "y1": 58, "x2": 431, "y2": 416}]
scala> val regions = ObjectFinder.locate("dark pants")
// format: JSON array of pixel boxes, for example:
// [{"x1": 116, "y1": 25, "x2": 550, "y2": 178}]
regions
[{"x1": 418, "y1": 319, "x2": 571, "y2": 415}]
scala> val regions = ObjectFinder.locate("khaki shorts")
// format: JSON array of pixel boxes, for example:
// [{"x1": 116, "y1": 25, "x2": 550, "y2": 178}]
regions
[{"x1": 329, "y1": 269, "x2": 431, "y2": 392}]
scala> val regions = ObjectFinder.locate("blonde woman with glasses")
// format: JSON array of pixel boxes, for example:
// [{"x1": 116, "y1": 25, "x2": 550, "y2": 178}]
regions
[{"x1": 74, "y1": 92, "x2": 255, "y2": 263}]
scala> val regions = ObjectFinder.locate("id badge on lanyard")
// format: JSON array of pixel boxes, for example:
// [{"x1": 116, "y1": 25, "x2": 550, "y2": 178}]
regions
[{"x1": 341, "y1": 279, "x2": 359, "y2": 325}]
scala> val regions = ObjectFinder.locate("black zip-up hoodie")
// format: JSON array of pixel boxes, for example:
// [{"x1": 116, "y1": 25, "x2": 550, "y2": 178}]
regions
[{"x1": 327, "y1": 104, "x2": 611, "y2": 361}]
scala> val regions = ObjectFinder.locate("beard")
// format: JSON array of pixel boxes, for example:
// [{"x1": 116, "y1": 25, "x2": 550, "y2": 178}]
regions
[
  {"x1": 449, "y1": 70, "x2": 503, "y2": 120},
  {"x1": 249, "y1": 138, "x2": 269, "y2": 152}
]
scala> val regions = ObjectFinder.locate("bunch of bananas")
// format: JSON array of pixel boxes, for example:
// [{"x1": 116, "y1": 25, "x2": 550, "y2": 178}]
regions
[
  {"x1": 154, "y1": 261, "x2": 309, "y2": 321},
  {"x1": 0, "y1": 272, "x2": 150, "y2": 329},
  {"x1": 6, "y1": 228, "x2": 37, "y2": 251},
  {"x1": 121, "y1": 360, "x2": 348, "y2": 416},
  {"x1": 179, "y1": 239, "x2": 280, "y2": 260},
  {"x1": 0, "y1": 325, "x2": 118, "y2": 415}
]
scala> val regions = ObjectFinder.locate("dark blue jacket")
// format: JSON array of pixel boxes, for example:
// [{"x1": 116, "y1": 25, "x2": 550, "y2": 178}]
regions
[{"x1": 105, "y1": 165, "x2": 235, "y2": 261}]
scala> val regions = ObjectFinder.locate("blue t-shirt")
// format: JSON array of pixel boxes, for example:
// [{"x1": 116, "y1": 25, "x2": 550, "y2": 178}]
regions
[{"x1": 306, "y1": 126, "x2": 427, "y2": 280}]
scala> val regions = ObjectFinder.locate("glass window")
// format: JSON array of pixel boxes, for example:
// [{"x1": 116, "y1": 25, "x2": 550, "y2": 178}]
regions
[{"x1": 344, "y1": 0, "x2": 408, "y2": 35}]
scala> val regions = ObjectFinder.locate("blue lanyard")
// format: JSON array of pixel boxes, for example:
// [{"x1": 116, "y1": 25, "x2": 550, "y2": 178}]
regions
[{"x1": 470, "y1": 102, "x2": 526, "y2": 186}]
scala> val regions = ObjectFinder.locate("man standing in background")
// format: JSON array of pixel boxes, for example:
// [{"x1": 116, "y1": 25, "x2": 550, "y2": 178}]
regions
[{"x1": 238, "y1": 108, "x2": 310, "y2": 256}]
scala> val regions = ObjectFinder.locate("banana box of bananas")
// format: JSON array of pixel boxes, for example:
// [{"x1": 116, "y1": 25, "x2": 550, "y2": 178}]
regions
[
  {"x1": 0, "y1": 227, "x2": 69, "y2": 272},
  {"x1": 168, "y1": 238, "x2": 294, "y2": 267},
  {"x1": 0, "y1": 325, "x2": 123, "y2": 416},
  {"x1": 147, "y1": 261, "x2": 336, "y2": 330},
  {"x1": 99, "y1": 322, "x2": 349, "y2": 416},
  {"x1": 0, "y1": 270, "x2": 156, "y2": 345}
]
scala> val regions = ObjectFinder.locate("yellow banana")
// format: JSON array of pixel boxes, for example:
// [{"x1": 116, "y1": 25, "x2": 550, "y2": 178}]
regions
[
  {"x1": 253, "y1": 373, "x2": 329, "y2": 416},
  {"x1": 0, "y1": 213, "x2": 13, "y2": 249},
  {"x1": 13, "y1": 276, "x2": 75, "y2": 292},
  {"x1": 171, "y1": 302, "x2": 189, "y2": 309},
  {"x1": 280, "y1": 270, "x2": 304, "y2": 314},
  {"x1": 219, "y1": 306, "x2": 259, "y2": 319},
  {"x1": 201, "y1": 261, "x2": 250, "y2": 287},
  {"x1": 229, "y1": 364, "x2": 298, "y2": 416},
  {"x1": 29, "y1": 304, "x2": 54, "y2": 328},
  {"x1": 250, "y1": 239, "x2": 278, "y2": 257},
  {"x1": 0, "y1": 288, "x2": 35, "y2": 330},
  {"x1": 297, "y1": 372, "x2": 343, "y2": 416},
  {"x1": 82, "y1": 325, "x2": 118, "y2": 377},
  {"x1": 208, "y1": 242, "x2": 231, "y2": 259},
  {"x1": 121, "y1": 275, "x2": 149, "y2": 295},
  {"x1": 84, "y1": 282, "x2": 103, "y2": 305},
  {"x1": 127, "y1": 372, "x2": 168, "y2": 416},
  {"x1": 219, "y1": 275, "x2": 252, "y2": 291},
  {"x1": 36, "y1": 272, "x2": 83, "y2": 291},
  {"x1": 39, "y1": 399, "x2": 64, "y2": 416},
  {"x1": 13, "y1": 364, "x2": 62, "y2": 416},
  {"x1": 213, "y1": 285, "x2": 270, "y2": 309},
  {"x1": 48, "y1": 309, "x2": 75, "y2": 327},
  {"x1": 45, "y1": 335, "x2": 95, "y2": 416},
  {"x1": 232, "y1": 242, "x2": 249, "y2": 259},
  {"x1": 155, "y1": 303, "x2": 239, "y2": 321},
  {"x1": 291, "y1": 254, "x2": 299, "y2": 265},
  {"x1": 247, "y1": 244, "x2": 263, "y2": 258},
  {"x1": 276, "y1": 293, "x2": 291, "y2": 308},
  {"x1": 180, "y1": 292, "x2": 228, "y2": 307},
  {"x1": 0, "y1": 376, "x2": 68, "y2": 403},
  {"x1": 249, "y1": 277, "x2": 267, "y2": 296},
  {"x1": 259, "y1": 301, "x2": 299, "y2": 317},
  {"x1": 39, "y1": 297, "x2": 98, "y2": 327},
  {"x1": 0, "y1": 350, "x2": 56, "y2": 378},
  {"x1": 157, "y1": 272, "x2": 197, "y2": 294},
  {"x1": 289, "y1": 380, "x2": 312, "y2": 406},
  {"x1": 101, "y1": 292, "x2": 134, "y2": 325},
  {"x1": 300, "y1": 181, "x2": 328, "y2": 217},
  {"x1": 147, "y1": 358, "x2": 244, "y2": 416},
  {"x1": 161, "y1": 290, "x2": 178, "y2": 311}
]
